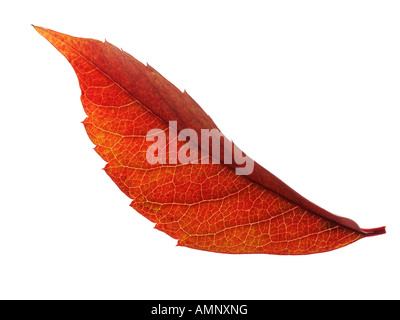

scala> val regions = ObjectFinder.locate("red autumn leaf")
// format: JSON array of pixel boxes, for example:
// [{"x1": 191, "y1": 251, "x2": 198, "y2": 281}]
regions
[{"x1": 34, "y1": 26, "x2": 385, "y2": 255}]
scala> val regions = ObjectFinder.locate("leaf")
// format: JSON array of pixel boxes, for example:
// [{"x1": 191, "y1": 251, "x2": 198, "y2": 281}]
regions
[{"x1": 34, "y1": 26, "x2": 385, "y2": 255}]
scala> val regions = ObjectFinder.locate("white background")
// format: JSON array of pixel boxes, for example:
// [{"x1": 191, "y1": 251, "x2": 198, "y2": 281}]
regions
[{"x1": 1, "y1": 0, "x2": 399, "y2": 300}]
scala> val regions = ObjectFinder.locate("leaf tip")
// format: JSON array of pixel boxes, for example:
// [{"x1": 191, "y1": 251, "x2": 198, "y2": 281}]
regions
[
  {"x1": 32, "y1": 24, "x2": 43, "y2": 33},
  {"x1": 32, "y1": 25, "x2": 49, "y2": 39}
]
